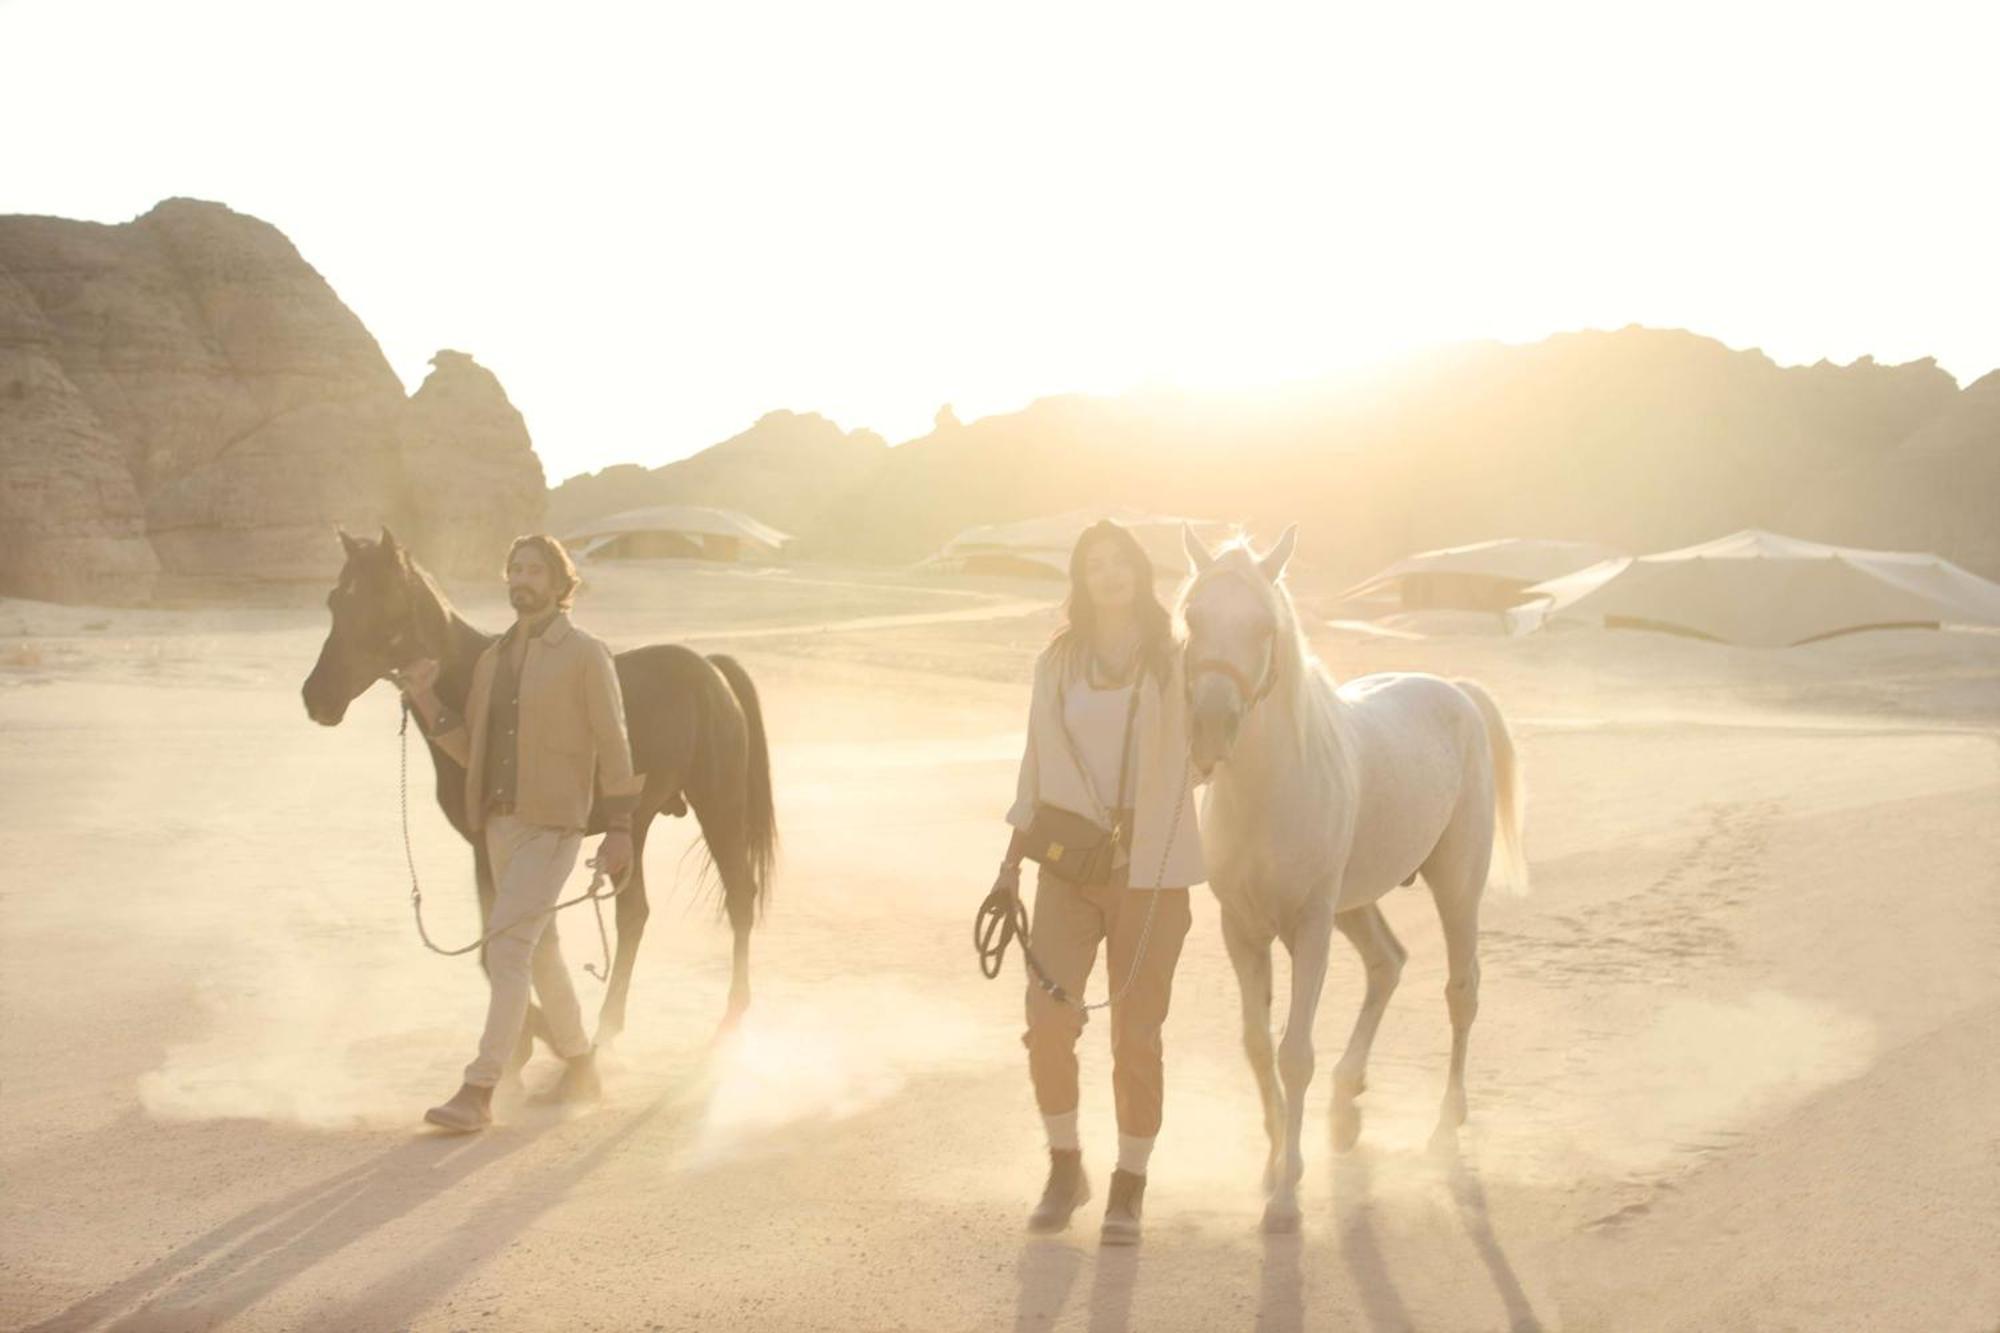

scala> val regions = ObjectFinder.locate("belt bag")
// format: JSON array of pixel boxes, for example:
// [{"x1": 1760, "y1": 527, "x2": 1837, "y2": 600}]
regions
[
  {"x1": 1021, "y1": 801, "x2": 1130, "y2": 885},
  {"x1": 1021, "y1": 662, "x2": 1144, "y2": 887}
]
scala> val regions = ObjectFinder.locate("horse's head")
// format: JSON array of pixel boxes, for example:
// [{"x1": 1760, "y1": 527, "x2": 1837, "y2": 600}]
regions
[
  {"x1": 302, "y1": 527, "x2": 435, "y2": 726},
  {"x1": 1180, "y1": 523, "x2": 1298, "y2": 777}
]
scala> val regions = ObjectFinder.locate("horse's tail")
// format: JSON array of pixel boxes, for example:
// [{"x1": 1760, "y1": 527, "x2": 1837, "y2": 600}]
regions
[
  {"x1": 1456, "y1": 679, "x2": 1528, "y2": 895},
  {"x1": 707, "y1": 653, "x2": 776, "y2": 920}
]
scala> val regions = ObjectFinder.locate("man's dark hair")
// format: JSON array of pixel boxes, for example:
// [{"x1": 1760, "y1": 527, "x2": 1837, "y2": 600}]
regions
[{"x1": 506, "y1": 533, "x2": 582, "y2": 610}]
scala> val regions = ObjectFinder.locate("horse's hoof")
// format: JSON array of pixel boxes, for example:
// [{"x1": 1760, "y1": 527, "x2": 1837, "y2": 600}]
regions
[
  {"x1": 1262, "y1": 1202, "x2": 1302, "y2": 1235},
  {"x1": 1427, "y1": 1122, "x2": 1460, "y2": 1160},
  {"x1": 1332, "y1": 1100, "x2": 1362, "y2": 1154}
]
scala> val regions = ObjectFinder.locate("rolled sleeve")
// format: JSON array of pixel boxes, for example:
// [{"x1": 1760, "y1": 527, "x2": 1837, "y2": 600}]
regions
[
  {"x1": 1004, "y1": 657, "x2": 1047, "y2": 829},
  {"x1": 1006, "y1": 722, "x2": 1040, "y2": 830},
  {"x1": 422, "y1": 705, "x2": 471, "y2": 767}
]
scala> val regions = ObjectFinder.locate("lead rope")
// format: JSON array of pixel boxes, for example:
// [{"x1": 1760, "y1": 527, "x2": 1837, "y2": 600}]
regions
[
  {"x1": 400, "y1": 697, "x2": 625, "y2": 980},
  {"x1": 975, "y1": 753, "x2": 1191, "y2": 1015}
]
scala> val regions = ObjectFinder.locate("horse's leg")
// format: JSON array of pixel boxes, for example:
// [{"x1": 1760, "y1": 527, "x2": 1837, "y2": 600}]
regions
[
  {"x1": 595, "y1": 814, "x2": 653, "y2": 1048},
  {"x1": 688, "y1": 794, "x2": 755, "y2": 1032},
  {"x1": 1267, "y1": 902, "x2": 1338, "y2": 1234},
  {"x1": 1220, "y1": 907, "x2": 1284, "y2": 1193},
  {"x1": 1424, "y1": 825, "x2": 1489, "y2": 1156},
  {"x1": 1330, "y1": 902, "x2": 1407, "y2": 1155},
  {"x1": 717, "y1": 839, "x2": 755, "y2": 1030}
]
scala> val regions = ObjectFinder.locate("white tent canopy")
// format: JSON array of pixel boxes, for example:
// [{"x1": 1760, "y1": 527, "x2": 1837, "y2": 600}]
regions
[
  {"x1": 1343, "y1": 538, "x2": 1624, "y2": 608},
  {"x1": 564, "y1": 505, "x2": 792, "y2": 559},
  {"x1": 1511, "y1": 529, "x2": 2000, "y2": 646},
  {"x1": 924, "y1": 507, "x2": 1236, "y2": 579}
]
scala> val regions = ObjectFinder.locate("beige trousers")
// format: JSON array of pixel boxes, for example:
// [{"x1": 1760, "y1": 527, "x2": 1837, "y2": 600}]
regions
[
  {"x1": 1022, "y1": 865, "x2": 1193, "y2": 1139},
  {"x1": 464, "y1": 813, "x2": 593, "y2": 1088}
]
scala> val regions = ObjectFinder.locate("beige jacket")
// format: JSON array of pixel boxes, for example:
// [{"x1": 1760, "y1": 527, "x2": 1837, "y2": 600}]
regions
[
  {"x1": 1008, "y1": 644, "x2": 1206, "y2": 889},
  {"x1": 430, "y1": 614, "x2": 644, "y2": 832}
]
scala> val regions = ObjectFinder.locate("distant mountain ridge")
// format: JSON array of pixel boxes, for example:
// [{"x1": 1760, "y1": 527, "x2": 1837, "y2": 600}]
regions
[
  {"x1": 547, "y1": 410, "x2": 887, "y2": 540},
  {"x1": 555, "y1": 327, "x2": 1996, "y2": 580}
]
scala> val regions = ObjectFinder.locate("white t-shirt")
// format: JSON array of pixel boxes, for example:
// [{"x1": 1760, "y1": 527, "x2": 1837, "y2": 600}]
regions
[
  {"x1": 1061, "y1": 680, "x2": 1136, "y2": 820},
  {"x1": 1008, "y1": 646, "x2": 1207, "y2": 888}
]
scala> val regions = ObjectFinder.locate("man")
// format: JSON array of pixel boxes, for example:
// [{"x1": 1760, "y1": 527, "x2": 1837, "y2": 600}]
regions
[{"x1": 394, "y1": 534, "x2": 642, "y2": 1132}]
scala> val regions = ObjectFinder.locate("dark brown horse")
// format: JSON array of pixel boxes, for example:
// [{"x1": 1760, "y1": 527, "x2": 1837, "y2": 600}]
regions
[{"x1": 300, "y1": 528, "x2": 774, "y2": 1059}]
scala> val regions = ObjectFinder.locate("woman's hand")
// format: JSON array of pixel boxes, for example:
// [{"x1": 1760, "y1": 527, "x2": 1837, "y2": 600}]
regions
[{"x1": 992, "y1": 860, "x2": 1023, "y2": 897}]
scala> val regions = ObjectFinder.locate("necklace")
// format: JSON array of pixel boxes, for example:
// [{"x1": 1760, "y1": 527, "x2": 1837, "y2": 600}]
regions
[{"x1": 1088, "y1": 633, "x2": 1139, "y2": 689}]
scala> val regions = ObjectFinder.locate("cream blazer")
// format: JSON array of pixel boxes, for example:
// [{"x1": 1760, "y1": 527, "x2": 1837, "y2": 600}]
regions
[{"x1": 1007, "y1": 643, "x2": 1206, "y2": 889}]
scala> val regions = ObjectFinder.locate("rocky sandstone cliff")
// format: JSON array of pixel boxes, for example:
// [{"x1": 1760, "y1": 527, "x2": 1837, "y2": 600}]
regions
[{"x1": 0, "y1": 199, "x2": 544, "y2": 602}]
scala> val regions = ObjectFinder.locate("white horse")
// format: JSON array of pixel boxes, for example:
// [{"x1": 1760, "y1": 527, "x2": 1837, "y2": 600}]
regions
[{"x1": 1181, "y1": 525, "x2": 1526, "y2": 1233}]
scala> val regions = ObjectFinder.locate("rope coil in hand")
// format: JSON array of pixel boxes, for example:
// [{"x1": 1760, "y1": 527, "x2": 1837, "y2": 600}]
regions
[{"x1": 975, "y1": 759, "x2": 1190, "y2": 1015}]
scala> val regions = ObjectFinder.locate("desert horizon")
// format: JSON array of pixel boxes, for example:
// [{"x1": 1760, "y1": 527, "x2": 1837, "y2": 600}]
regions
[{"x1": 5, "y1": 3, "x2": 1998, "y2": 1330}]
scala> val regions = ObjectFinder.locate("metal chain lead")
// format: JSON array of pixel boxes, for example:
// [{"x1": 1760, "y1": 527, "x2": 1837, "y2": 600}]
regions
[
  {"x1": 1078, "y1": 756, "x2": 1190, "y2": 1014},
  {"x1": 978, "y1": 752, "x2": 1192, "y2": 1016}
]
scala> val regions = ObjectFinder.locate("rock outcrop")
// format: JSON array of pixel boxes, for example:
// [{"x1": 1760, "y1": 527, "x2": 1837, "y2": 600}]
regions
[
  {"x1": 0, "y1": 264, "x2": 160, "y2": 602},
  {"x1": 400, "y1": 351, "x2": 544, "y2": 578},
  {"x1": 0, "y1": 199, "x2": 544, "y2": 602}
]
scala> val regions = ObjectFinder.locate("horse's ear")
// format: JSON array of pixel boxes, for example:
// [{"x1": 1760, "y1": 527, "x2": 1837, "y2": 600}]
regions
[
  {"x1": 1258, "y1": 524, "x2": 1298, "y2": 583},
  {"x1": 379, "y1": 526, "x2": 403, "y2": 560},
  {"x1": 337, "y1": 526, "x2": 362, "y2": 558},
  {"x1": 1183, "y1": 523, "x2": 1215, "y2": 575}
]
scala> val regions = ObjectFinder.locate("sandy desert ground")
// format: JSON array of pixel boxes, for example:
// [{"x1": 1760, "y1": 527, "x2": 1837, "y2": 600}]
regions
[{"x1": 2, "y1": 559, "x2": 1997, "y2": 1331}]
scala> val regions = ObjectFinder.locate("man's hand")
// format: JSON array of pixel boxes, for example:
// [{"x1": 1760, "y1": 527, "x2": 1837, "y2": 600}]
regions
[
  {"x1": 594, "y1": 830, "x2": 634, "y2": 882},
  {"x1": 992, "y1": 859, "x2": 1022, "y2": 898},
  {"x1": 390, "y1": 657, "x2": 440, "y2": 701}
]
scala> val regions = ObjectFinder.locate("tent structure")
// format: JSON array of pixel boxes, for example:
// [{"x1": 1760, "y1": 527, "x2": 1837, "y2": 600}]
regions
[
  {"x1": 564, "y1": 505, "x2": 792, "y2": 563},
  {"x1": 1342, "y1": 538, "x2": 1624, "y2": 612},
  {"x1": 923, "y1": 508, "x2": 1236, "y2": 580},
  {"x1": 1509, "y1": 529, "x2": 2000, "y2": 646}
]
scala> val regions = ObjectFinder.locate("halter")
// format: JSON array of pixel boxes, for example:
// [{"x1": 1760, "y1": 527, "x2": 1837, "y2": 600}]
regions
[
  {"x1": 376, "y1": 563, "x2": 441, "y2": 679},
  {"x1": 1187, "y1": 647, "x2": 1276, "y2": 709}
]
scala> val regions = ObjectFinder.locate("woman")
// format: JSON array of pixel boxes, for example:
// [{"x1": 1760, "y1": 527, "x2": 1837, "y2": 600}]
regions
[{"x1": 994, "y1": 519, "x2": 1205, "y2": 1245}]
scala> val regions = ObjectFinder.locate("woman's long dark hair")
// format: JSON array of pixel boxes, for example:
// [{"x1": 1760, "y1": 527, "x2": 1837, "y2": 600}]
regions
[{"x1": 1051, "y1": 519, "x2": 1177, "y2": 683}]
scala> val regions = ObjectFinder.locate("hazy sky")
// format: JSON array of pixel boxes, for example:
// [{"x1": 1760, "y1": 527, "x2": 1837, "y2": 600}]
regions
[{"x1": 5, "y1": 0, "x2": 1995, "y2": 483}]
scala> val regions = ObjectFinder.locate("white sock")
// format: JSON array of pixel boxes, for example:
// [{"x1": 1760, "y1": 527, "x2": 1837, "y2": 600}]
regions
[
  {"x1": 1044, "y1": 1111, "x2": 1081, "y2": 1153},
  {"x1": 1117, "y1": 1133, "x2": 1156, "y2": 1176}
]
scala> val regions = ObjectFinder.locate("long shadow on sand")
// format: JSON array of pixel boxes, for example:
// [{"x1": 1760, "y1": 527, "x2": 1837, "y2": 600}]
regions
[
  {"x1": 1086, "y1": 1246, "x2": 1141, "y2": 1332},
  {"x1": 1329, "y1": 1152, "x2": 1415, "y2": 1332},
  {"x1": 316, "y1": 1095, "x2": 679, "y2": 1329},
  {"x1": 1014, "y1": 1238, "x2": 1086, "y2": 1332},
  {"x1": 25, "y1": 1122, "x2": 551, "y2": 1333},
  {"x1": 1010, "y1": 1237, "x2": 1143, "y2": 1333},
  {"x1": 1256, "y1": 1232, "x2": 1305, "y2": 1332},
  {"x1": 26, "y1": 1090, "x2": 690, "y2": 1333},
  {"x1": 1446, "y1": 1156, "x2": 1544, "y2": 1333}
]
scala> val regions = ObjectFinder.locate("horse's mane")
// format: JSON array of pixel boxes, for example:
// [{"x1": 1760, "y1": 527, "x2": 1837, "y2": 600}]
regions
[
  {"x1": 379, "y1": 544, "x2": 495, "y2": 712},
  {"x1": 1184, "y1": 540, "x2": 1350, "y2": 790}
]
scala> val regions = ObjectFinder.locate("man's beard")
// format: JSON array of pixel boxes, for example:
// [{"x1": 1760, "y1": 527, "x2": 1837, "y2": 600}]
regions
[{"x1": 510, "y1": 587, "x2": 549, "y2": 614}]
